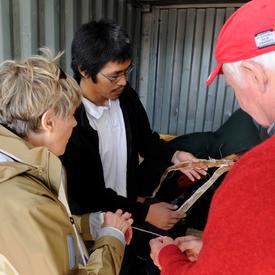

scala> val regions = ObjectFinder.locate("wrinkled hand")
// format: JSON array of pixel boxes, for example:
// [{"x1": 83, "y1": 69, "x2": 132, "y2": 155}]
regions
[
  {"x1": 150, "y1": 236, "x2": 175, "y2": 269},
  {"x1": 145, "y1": 202, "x2": 185, "y2": 230},
  {"x1": 174, "y1": 235, "x2": 203, "y2": 262},
  {"x1": 103, "y1": 209, "x2": 133, "y2": 245},
  {"x1": 171, "y1": 151, "x2": 207, "y2": 181}
]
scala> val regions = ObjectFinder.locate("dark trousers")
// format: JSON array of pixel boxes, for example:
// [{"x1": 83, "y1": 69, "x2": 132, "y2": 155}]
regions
[{"x1": 119, "y1": 229, "x2": 160, "y2": 275}]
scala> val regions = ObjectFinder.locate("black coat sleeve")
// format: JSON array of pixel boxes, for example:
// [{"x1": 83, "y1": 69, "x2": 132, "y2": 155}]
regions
[{"x1": 120, "y1": 87, "x2": 175, "y2": 163}]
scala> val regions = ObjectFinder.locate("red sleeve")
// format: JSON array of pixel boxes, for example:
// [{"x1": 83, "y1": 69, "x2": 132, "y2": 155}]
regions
[
  {"x1": 158, "y1": 138, "x2": 275, "y2": 275},
  {"x1": 159, "y1": 244, "x2": 193, "y2": 275}
]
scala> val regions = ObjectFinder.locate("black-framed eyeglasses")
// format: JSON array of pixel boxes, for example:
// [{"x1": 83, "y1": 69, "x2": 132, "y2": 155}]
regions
[{"x1": 100, "y1": 63, "x2": 135, "y2": 84}]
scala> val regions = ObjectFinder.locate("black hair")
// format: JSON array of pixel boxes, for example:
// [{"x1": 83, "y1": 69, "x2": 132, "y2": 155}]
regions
[{"x1": 71, "y1": 19, "x2": 133, "y2": 84}]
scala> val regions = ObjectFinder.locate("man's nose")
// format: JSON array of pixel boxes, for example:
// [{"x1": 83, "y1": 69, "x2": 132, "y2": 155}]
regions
[{"x1": 117, "y1": 74, "x2": 127, "y2": 86}]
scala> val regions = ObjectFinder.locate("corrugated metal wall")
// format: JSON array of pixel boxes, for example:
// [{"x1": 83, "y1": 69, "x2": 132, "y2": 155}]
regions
[
  {"x1": 138, "y1": 4, "x2": 243, "y2": 135},
  {"x1": 0, "y1": 1, "x2": 245, "y2": 135},
  {"x1": 0, "y1": 0, "x2": 142, "y2": 88}
]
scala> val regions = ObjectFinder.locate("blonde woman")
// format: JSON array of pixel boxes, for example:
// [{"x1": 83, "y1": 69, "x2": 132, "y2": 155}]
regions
[{"x1": 0, "y1": 49, "x2": 132, "y2": 275}]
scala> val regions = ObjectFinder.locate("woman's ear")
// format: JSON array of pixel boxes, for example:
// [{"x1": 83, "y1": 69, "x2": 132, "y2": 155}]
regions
[
  {"x1": 240, "y1": 60, "x2": 268, "y2": 94},
  {"x1": 40, "y1": 110, "x2": 56, "y2": 132}
]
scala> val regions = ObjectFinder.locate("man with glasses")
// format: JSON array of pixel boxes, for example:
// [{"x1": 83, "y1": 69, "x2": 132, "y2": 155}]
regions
[
  {"x1": 61, "y1": 19, "x2": 206, "y2": 274},
  {"x1": 100, "y1": 62, "x2": 135, "y2": 84}
]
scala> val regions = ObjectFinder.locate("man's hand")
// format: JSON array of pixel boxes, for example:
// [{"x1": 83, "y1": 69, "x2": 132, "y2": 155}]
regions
[
  {"x1": 145, "y1": 202, "x2": 185, "y2": 230},
  {"x1": 103, "y1": 209, "x2": 133, "y2": 245},
  {"x1": 174, "y1": 235, "x2": 203, "y2": 262},
  {"x1": 171, "y1": 151, "x2": 207, "y2": 181},
  {"x1": 150, "y1": 236, "x2": 175, "y2": 269}
]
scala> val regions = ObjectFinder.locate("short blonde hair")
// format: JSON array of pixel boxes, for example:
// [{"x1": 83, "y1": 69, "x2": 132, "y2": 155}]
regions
[{"x1": 0, "y1": 48, "x2": 81, "y2": 137}]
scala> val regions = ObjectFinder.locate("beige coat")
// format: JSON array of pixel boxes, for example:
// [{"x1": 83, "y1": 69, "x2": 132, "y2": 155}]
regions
[
  {"x1": 0, "y1": 255, "x2": 19, "y2": 275},
  {"x1": 0, "y1": 125, "x2": 124, "y2": 275}
]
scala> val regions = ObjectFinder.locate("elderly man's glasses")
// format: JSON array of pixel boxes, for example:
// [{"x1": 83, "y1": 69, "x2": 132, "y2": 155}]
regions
[{"x1": 100, "y1": 63, "x2": 135, "y2": 84}]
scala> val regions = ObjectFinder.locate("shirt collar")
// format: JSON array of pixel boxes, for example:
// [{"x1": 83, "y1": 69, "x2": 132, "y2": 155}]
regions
[{"x1": 82, "y1": 97, "x2": 111, "y2": 119}]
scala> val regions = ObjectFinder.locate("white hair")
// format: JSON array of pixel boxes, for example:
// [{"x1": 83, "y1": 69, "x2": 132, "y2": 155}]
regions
[{"x1": 223, "y1": 51, "x2": 275, "y2": 85}]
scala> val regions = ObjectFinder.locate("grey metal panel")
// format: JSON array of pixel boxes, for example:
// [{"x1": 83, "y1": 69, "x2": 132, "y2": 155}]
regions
[
  {"x1": 19, "y1": 0, "x2": 38, "y2": 58},
  {"x1": 194, "y1": 8, "x2": 215, "y2": 132},
  {"x1": 160, "y1": 9, "x2": 177, "y2": 133},
  {"x1": 146, "y1": 7, "x2": 160, "y2": 123},
  {"x1": 95, "y1": 0, "x2": 104, "y2": 21},
  {"x1": 139, "y1": 4, "x2": 242, "y2": 135},
  {"x1": 154, "y1": 8, "x2": 180, "y2": 133},
  {"x1": 168, "y1": 9, "x2": 186, "y2": 134},
  {"x1": 125, "y1": 3, "x2": 133, "y2": 40},
  {"x1": 106, "y1": 0, "x2": 117, "y2": 20},
  {"x1": 63, "y1": 0, "x2": 77, "y2": 73},
  {"x1": 11, "y1": 0, "x2": 20, "y2": 58},
  {"x1": 80, "y1": 0, "x2": 90, "y2": 24},
  {"x1": 0, "y1": 0, "x2": 141, "y2": 91},
  {"x1": 139, "y1": 11, "x2": 153, "y2": 108},
  {"x1": 44, "y1": 0, "x2": 60, "y2": 54},
  {"x1": 117, "y1": 0, "x2": 126, "y2": 26},
  {"x1": 177, "y1": 8, "x2": 196, "y2": 134},
  {"x1": 204, "y1": 8, "x2": 226, "y2": 131},
  {"x1": 153, "y1": 8, "x2": 168, "y2": 131},
  {"x1": 128, "y1": 4, "x2": 142, "y2": 89},
  {"x1": 185, "y1": 8, "x2": 205, "y2": 134},
  {"x1": 0, "y1": 0, "x2": 12, "y2": 60},
  {"x1": 0, "y1": 0, "x2": 243, "y2": 136}
]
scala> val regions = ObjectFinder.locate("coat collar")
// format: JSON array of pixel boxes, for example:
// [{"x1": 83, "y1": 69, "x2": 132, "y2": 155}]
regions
[{"x1": 0, "y1": 125, "x2": 62, "y2": 196}]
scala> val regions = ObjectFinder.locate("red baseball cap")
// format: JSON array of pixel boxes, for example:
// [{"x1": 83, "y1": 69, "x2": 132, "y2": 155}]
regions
[{"x1": 207, "y1": 0, "x2": 275, "y2": 85}]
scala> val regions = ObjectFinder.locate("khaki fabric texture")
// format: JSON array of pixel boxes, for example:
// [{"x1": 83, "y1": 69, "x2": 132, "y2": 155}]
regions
[
  {"x1": 0, "y1": 255, "x2": 19, "y2": 275},
  {"x1": 0, "y1": 125, "x2": 124, "y2": 275}
]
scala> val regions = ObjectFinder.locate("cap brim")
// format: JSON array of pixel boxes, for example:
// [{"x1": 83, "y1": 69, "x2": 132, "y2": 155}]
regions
[{"x1": 206, "y1": 63, "x2": 222, "y2": 86}]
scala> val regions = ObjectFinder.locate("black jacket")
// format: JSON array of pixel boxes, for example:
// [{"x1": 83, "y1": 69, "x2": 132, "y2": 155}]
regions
[{"x1": 60, "y1": 85, "x2": 174, "y2": 224}]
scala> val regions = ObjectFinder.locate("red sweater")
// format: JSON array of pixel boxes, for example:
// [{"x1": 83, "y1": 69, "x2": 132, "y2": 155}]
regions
[{"x1": 159, "y1": 136, "x2": 275, "y2": 275}]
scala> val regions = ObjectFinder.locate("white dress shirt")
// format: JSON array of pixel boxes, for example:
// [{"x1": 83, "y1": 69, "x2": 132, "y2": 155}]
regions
[{"x1": 82, "y1": 97, "x2": 127, "y2": 197}]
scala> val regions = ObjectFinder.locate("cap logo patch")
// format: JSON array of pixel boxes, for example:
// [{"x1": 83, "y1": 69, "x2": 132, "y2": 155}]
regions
[{"x1": 255, "y1": 29, "x2": 275, "y2": 49}]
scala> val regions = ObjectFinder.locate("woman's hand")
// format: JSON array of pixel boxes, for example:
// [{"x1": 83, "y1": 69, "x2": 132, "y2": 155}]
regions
[{"x1": 103, "y1": 209, "x2": 133, "y2": 245}]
